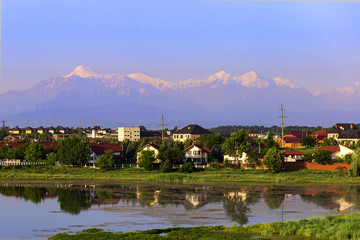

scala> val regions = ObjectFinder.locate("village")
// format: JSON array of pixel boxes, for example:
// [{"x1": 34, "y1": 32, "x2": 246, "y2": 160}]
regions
[{"x1": 0, "y1": 122, "x2": 358, "y2": 172}]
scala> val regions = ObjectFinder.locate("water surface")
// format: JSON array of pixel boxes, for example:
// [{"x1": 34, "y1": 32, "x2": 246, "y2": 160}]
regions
[{"x1": 0, "y1": 180, "x2": 358, "y2": 238}]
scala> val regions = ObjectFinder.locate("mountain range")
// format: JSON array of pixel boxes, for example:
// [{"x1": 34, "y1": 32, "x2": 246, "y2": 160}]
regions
[{"x1": 1, "y1": 65, "x2": 359, "y2": 128}]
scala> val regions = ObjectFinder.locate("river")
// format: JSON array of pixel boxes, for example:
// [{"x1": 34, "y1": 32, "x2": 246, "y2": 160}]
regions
[{"x1": 0, "y1": 180, "x2": 358, "y2": 238}]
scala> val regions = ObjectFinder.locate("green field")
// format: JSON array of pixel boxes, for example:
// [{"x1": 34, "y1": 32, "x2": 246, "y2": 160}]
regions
[
  {"x1": 0, "y1": 165, "x2": 358, "y2": 183},
  {"x1": 50, "y1": 213, "x2": 360, "y2": 240}
]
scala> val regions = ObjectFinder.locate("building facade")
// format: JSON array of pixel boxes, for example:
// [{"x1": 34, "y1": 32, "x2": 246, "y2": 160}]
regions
[{"x1": 118, "y1": 127, "x2": 141, "y2": 142}]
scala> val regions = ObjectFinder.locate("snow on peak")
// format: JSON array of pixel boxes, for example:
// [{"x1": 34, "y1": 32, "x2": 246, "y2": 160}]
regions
[
  {"x1": 233, "y1": 71, "x2": 269, "y2": 88},
  {"x1": 335, "y1": 86, "x2": 355, "y2": 96},
  {"x1": 127, "y1": 73, "x2": 174, "y2": 90},
  {"x1": 205, "y1": 71, "x2": 231, "y2": 83},
  {"x1": 273, "y1": 77, "x2": 300, "y2": 89},
  {"x1": 64, "y1": 65, "x2": 102, "y2": 78}
]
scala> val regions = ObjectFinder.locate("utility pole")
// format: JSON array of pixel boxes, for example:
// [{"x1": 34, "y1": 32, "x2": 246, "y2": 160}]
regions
[
  {"x1": 281, "y1": 104, "x2": 285, "y2": 148},
  {"x1": 78, "y1": 120, "x2": 81, "y2": 137},
  {"x1": 1, "y1": 121, "x2": 6, "y2": 129},
  {"x1": 161, "y1": 114, "x2": 164, "y2": 141}
]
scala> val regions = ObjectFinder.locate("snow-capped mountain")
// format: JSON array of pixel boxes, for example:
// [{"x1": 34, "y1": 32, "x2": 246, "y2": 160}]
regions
[{"x1": 0, "y1": 65, "x2": 359, "y2": 127}]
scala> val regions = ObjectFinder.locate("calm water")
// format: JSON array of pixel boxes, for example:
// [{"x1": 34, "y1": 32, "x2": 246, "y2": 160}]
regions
[{"x1": 0, "y1": 180, "x2": 359, "y2": 238}]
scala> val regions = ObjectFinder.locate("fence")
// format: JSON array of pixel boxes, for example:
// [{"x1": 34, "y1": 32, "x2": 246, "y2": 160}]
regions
[{"x1": 0, "y1": 160, "x2": 47, "y2": 166}]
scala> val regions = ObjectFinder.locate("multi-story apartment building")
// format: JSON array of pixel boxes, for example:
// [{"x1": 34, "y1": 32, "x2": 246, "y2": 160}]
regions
[{"x1": 118, "y1": 127, "x2": 141, "y2": 141}]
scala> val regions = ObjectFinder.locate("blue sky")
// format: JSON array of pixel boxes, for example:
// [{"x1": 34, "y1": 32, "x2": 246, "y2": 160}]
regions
[{"x1": 1, "y1": 0, "x2": 360, "y2": 93}]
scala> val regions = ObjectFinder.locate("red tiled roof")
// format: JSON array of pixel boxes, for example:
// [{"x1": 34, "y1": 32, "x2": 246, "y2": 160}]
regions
[
  {"x1": 0, "y1": 142, "x2": 58, "y2": 150},
  {"x1": 89, "y1": 143, "x2": 122, "y2": 156},
  {"x1": 311, "y1": 146, "x2": 340, "y2": 154},
  {"x1": 202, "y1": 146, "x2": 212, "y2": 153},
  {"x1": 281, "y1": 149, "x2": 305, "y2": 156},
  {"x1": 41, "y1": 142, "x2": 58, "y2": 150},
  {"x1": 284, "y1": 137, "x2": 302, "y2": 143},
  {"x1": 310, "y1": 130, "x2": 329, "y2": 137},
  {"x1": 284, "y1": 131, "x2": 307, "y2": 138}
]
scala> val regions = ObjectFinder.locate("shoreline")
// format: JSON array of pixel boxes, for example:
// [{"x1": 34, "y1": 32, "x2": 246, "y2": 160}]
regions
[{"x1": 0, "y1": 166, "x2": 359, "y2": 184}]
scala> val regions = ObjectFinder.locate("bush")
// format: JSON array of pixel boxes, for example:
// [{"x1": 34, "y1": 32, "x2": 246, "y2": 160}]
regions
[
  {"x1": 313, "y1": 149, "x2": 332, "y2": 165},
  {"x1": 96, "y1": 150, "x2": 115, "y2": 171},
  {"x1": 160, "y1": 159, "x2": 173, "y2": 173},
  {"x1": 138, "y1": 150, "x2": 155, "y2": 171},
  {"x1": 179, "y1": 162, "x2": 195, "y2": 173},
  {"x1": 303, "y1": 153, "x2": 313, "y2": 162},
  {"x1": 263, "y1": 147, "x2": 284, "y2": 173},
  {"x1": 209, "y1": 159, "x2": 221, "y2": 169}
]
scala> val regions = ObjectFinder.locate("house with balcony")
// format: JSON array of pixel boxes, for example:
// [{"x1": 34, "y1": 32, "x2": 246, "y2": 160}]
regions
[{"x1": 183, "y1": 144, "x2": 211, "y2": 165}]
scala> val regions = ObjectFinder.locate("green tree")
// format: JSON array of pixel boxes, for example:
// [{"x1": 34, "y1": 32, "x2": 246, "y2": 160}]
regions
[
  {"x1": 300, "y1": 136, "x2": 317, "y2": 148},
  {"x1": 0, "y1": 145, "x2": 11, "y2": 159},
  {"x1": 263, "y1": 147, "x2": 284, "y2": 173},
  {"x1": 321, "y1": 137, "x2": 338, "y2": 147},
  {"x1": 160, "y1": 159, "x2": 173, "y2": 173},
  {"x1": 351, "y1": 148, "x2": 360, "y2": 177},
  {"x1": 179, "y1": 162, "x2": 195, "y2": 173},
  {"x1": 24, "y1": 142, "x2": 47, "y2": 162},
  {"x1": 223, "y1": 130, "x2": 253, "y2": 163},
  {"x1": 313, "y1": 149, "x2": 332, "y2": 165},
  {"x1": 39, "y1": 132, "x2": 52, "y2": 142},
  {"x1": 96, "y1": 150, "x2": 115, "y2": 171},
  {"x1": 57, "y1": 137, "x2": 90, "y2": 166},
  {"x1": 196, "y1": 134, "x2": 226, "y2": 161},
  {"x1": 137, "y1": 150, "x2": 155, "y2": 171},
  {"x1": 46, "y1": 152, "x2": 57, "y2": 165},
  {"x1": 158, "y1": 147, "x2": 184, "y2": 165}
]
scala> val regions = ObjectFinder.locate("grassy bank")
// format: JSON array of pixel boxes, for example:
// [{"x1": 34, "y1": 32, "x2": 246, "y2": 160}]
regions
[
  {"x1": 50, "y1": 213, "x2": 360, "y2": 240},
  {"x1": 0, "y1": 164, "x2": 358, "y2": 183}
]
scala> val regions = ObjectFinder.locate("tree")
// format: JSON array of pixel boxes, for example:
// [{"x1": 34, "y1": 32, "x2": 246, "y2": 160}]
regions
[
  {"x1": 313, "y1": 149, "x2": 332, "y2": 165},
  {"x1": 263, "y1": 147, "x2": 284, "y2": 173},
  {"x1": 196, "y1": 134, "x2": 226, "y2": 161},
  {"x1": 179, "y1": 162, "x2": 195, "y2": 173},
  {"x1": 160, "y1": 159, "x2": 173, "y2": 173},
  {"x1": 57, "y1": 137, "x2": 90, "y2": 166},
  {"x1": 39, "y1": 132, "x2": 52, "y2": 142},
  {"x1": 223, "y1": 130, "x2": 253, "y2": 163},
  {"x1": 300, "y1": 136, "x2": 317, "y2": 148},
  {"x1": 46, "y1": 152, "x2": 57, "y2": 165},
  {"x1": 96, "y1": 150, "x2": 115, "y2": 171},
  {"x1": 351, "y1": 148, "x2": 360, "y2": 177},
  {"x1": 137, "y1": 150, "x2": 155, "y2": 171},
  {"x1": 158, "y1": 148, "x2": 184, "y2": 165},
  {"x1": 321, "y1": 137, "x2": 338, "y2": 147},
  {"x1": 24, "y1": 142, "x2": 47, "y2": 162}
]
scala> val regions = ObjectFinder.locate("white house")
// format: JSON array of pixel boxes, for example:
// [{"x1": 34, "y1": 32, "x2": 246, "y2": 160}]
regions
[
  {"x1": 223, "y1": 152, "x2": 249, "y2": 165},
  {"x1": 183, "y1": 144, "x2": 211, "y2": 165}
]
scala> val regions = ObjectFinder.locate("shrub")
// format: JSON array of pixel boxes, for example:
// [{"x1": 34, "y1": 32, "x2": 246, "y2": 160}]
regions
[
  {"x1": 263, "y1": 147, "x2": 284, "y2": 173},
  {"x1": 313, "y1": 149, "x2": 332, "y2": 165},
  {"x1": 160, "y1": 159, "x2": 173, "y2": 173},
  {"x1": 303, "y1": 153, "x2": 313, "y2": 162},
  {"x1": 137, "y1": 150, "x2": 155, "y2": 171},
  {"x1": 179, "y1": 162, "x2": 195, "y2": 173},
  {"x1": 209, "y1": 159, "x2": 221, "y2": 169},
  {"x1": 96, "y1": 150, "x2": 115, "y2": 171}
]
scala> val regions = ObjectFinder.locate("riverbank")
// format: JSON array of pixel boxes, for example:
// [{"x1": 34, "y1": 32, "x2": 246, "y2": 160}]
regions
[
  {"x1": 50, "y1": 212, "x2": 360, "y2": 239},
  {"x1": 0, "y1": 165, "x2": 358, "y2": 183}
]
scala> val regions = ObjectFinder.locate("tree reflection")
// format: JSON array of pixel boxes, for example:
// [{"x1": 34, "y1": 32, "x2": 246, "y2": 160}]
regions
[
  {"x1": 223, "y1": 198, "x2": 249, "y2": 225},
  {"x1": 345, "y1": 186, "x2": 360, "y2": 209},
  {"x1": 0, "y1": 187, "x2": 50, "y2": 204},
  {"x1": 301, "y1": 192, "x2": 335, "y2": 209},
  {"x1": 57, "y1": 189, "x2": 92, "y2": 215},
  {"x1": 263, "y1": 187, "x2": 285, "y2": 210}
]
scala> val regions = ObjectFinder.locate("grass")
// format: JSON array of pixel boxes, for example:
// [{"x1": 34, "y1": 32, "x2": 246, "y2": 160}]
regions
[
  {"x1": 0, "y1": 164, "x2": 359, "y2": 183},
  {"x1": 51, "y1": 213, "x2": 360, "y2": 239}
]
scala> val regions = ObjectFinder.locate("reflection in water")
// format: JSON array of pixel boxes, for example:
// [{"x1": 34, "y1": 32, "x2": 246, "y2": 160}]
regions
[
  {"x1": 0, "y1": 183, "x2": 359, "y2": 219},
  {"x1": 263, "y1": 187, "x2": 285, "y2": 210}
]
